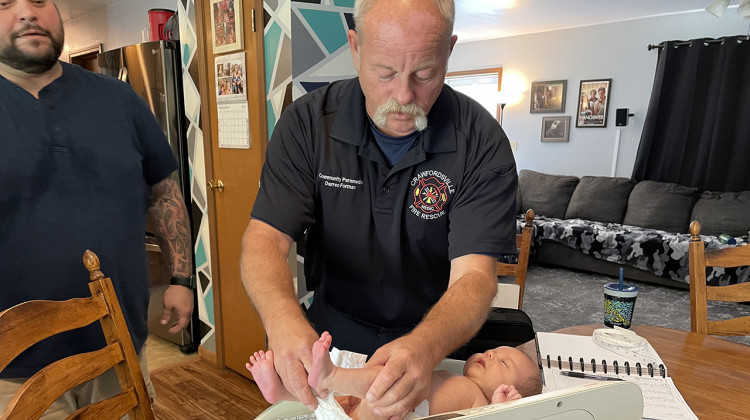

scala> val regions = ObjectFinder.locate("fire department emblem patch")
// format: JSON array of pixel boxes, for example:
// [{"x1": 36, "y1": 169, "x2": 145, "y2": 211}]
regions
[{"x1": 412, "y1": 177, "x2": 449, "y2": 214}]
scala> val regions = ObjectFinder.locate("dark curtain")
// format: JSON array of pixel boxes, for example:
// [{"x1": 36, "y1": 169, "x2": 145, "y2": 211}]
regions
[{"x1": 632, "y1": 36, "x2": 750, "y2": 192}]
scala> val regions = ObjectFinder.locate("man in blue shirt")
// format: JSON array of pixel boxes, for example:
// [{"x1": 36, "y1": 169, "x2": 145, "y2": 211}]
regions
[{"x1": 0, "y1": 0, "x2": 194, "y2": 415}]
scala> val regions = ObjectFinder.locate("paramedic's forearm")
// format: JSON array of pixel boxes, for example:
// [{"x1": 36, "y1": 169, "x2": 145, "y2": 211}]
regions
[
  {"x1": 412, "y1": 254, "x2": 497, "y2": 364},
  {"x1": 240, "y1": 219, "x2": 306, "y2": 331},
  {"x1": 240, "y1": 219, "x2": 320, "y2": 411}
]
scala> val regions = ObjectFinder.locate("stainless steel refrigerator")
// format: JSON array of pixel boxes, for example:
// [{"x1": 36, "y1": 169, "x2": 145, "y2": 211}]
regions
[{"x1": 97, "y1": 40, "x2": 197, "y2": 352}]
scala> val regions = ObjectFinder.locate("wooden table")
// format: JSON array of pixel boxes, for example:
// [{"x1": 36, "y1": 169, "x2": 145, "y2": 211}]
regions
[{"x1": 517, "y1": 325, "x2": 750, "y2": 420}]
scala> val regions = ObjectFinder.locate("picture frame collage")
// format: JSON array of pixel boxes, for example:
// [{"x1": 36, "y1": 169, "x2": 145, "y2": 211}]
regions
[{"x1": 530, "y1": 78, "x2": 612, "y2": 142}]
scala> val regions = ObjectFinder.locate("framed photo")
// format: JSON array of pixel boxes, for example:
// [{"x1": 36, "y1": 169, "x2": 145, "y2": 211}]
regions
[
  {"x1": 530, "y1": 80, "x2": 567, "y2": 113},
  {"x1": 210, "y1": 0, "x2": 244, "y2": 54},
  {"x1": 541, "y1": 116, "x2": 571, "y2": 142},
  {"x1": 576, "y1": 79, "x2": 612, "y2": 127}
]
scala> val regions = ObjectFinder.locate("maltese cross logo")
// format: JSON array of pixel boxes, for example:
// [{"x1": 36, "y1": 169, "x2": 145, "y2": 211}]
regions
[{"x1": 413, "y1": 177, "x2": 449, "y2": 214}]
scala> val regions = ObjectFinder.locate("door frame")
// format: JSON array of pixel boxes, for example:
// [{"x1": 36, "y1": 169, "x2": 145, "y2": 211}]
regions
[
  {"x1": 195, "y1": 0, "x2": 269, "y2": 369},
  {"x1": 68, "y1": 43, "x2": 102, "y2": 72}
]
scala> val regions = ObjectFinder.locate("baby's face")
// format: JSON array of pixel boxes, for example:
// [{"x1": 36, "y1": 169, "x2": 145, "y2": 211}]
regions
[{"x1": 463, "y1": 346, "x2": 537, "y2": 396}]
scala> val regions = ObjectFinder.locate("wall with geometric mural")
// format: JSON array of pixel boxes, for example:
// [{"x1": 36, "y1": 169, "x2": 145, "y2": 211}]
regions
[
  {"x1": 176, "y1": 0, "x2": 217, "y2": 353},
  {"x1": 289, "y1": 0, "x2": 356, "y2": 98},
  {"x1": 263, "y1": 0, "x2": 357, "y2": 302},
  {"x1": 264, "y1": 0, "x2": 356, "y2": 138}
]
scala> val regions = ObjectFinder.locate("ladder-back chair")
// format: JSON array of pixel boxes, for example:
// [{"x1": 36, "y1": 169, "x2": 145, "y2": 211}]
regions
[
  {"x1": 0, "y1": 250, "x2": 155, "y2": 420},
  {"x1": 688, "y1": 221, "x2": 750, "y2": 336},
  {"x1": 494, "y1": 209, "x2": 535, "y2": 310}
]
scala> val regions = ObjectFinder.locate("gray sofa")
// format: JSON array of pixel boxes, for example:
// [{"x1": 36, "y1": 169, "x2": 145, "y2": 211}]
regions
[{"x1": 516, "y1": 170, "x2": 750, "y2": 289}]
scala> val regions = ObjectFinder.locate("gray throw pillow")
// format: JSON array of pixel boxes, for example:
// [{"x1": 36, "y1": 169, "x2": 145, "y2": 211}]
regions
[
  {"x1": 623, "y1": 181, "x2": 697, "y2": 233},
  {"x1": 690, "y1": 191, "x2": 750, "y2": 237},
  {"x1": 518, "y1": 170, "x2": 579, "y2": 218},
  {"x1": 565, "y1": 176, "x2": 635, "y2": 223}
]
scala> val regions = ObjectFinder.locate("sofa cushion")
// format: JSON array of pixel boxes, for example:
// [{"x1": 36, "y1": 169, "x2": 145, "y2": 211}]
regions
[
  {"x1": 565, "y1": 176, "x2": 635, "y2": 223},
  {"x1": 518, "y1": 170, "x2": 579, "y2": 218},
  {"x1": 623, "y1": 181, "x2": 697, "y2": 233},
  {"x1": 690, "y1": 191, "x2": 750, "y2": 237}
]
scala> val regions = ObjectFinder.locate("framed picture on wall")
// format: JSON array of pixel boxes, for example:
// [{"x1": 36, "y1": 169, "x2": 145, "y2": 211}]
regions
[
  {"x1": 541, "y1": 116, "x2": 571, "y2": 142},
  {"x1": 210, "y1": 0, "x2": 244, "y2": 54},
  {"x1": 576, "y1": 78, "x2": 611, "y2": 127},
  {"x1": 530, "y1": 80, "x2": 567, "y2": 113}
]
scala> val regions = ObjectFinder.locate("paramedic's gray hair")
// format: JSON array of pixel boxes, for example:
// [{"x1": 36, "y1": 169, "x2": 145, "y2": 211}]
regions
[{"x1": 352, "y1": 0, "x2": 455, "y2": 42}]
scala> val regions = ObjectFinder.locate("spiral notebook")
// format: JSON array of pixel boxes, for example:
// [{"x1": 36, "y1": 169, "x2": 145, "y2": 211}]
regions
[{"x1": 536, "y1": 331, "x2": 698, "y2": 420}]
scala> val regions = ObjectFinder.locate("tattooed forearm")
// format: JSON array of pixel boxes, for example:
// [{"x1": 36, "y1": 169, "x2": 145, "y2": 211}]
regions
[{"x1": 148, "y1": 177, "x2": 193, "y2": 277}]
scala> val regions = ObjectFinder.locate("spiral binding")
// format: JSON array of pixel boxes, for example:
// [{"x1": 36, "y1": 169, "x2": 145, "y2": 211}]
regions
[{"x1": 543, "y1": 354, "x2": 666, "y2": 377}]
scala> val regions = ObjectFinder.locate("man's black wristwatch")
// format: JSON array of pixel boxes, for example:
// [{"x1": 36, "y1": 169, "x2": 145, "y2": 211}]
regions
[{"x1": 170, "y1": 275, "x2": 196, "y2": 290}]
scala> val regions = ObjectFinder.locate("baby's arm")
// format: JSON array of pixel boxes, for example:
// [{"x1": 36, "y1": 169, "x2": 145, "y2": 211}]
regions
[{"x1": 491, "y1": 384, "x2": 522, "y2": 403}]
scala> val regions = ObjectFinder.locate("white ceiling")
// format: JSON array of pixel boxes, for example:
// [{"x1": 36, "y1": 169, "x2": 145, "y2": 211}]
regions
[
  {"x1": 453, "y1": 0, "x2": 732, "y2": 43},
  {"x1": 57, "y1": 0, "x2": 733, "y2": 42},
  {"x1": 57, "y1": 0, "x2": 120, "y2": 23}
]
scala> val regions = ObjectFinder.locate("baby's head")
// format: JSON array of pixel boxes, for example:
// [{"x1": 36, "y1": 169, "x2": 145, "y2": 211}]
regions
[{"x1": 463, "y1": 346, "x2": 542, "y2": 399}]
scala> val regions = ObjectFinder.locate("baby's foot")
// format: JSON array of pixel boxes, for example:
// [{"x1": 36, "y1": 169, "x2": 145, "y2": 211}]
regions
[
  {"x1": 308, "y1": 331, "x2": 334, "y2": 390},
  {"x1": 490, "y1": 384, "x2": 522, "y2": 403},
  {"x1": 246, "y1": 350, "x2": 288, "y2": 404}
]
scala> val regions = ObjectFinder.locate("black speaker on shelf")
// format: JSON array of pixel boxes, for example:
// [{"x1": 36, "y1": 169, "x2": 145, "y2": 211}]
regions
[{"x1": 616, "y1": 108, "x2": 634, "y2": 126}]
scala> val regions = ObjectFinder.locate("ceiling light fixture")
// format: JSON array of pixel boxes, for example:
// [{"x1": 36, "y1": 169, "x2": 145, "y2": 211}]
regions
[
  {"x1": 706, "y1": 0, "x2": 750, "y2": 17},
  {"x1": 738, "y1": 0, "x2": 750, "y2": 17},
  {"x1": 706, "y1": 0, "x2": 731, "y2": 17}
]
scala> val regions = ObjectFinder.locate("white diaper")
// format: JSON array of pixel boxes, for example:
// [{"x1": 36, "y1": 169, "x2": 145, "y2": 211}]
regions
[
  {"x1": 312, "y1": 347, "x2": 368, "y2": 420},
  {"x1": 313, "y1": 392, "x2": 351, "y2": 420},
  {"x1": 313, "y1": 348, "x2": 430, "y2": 420}
]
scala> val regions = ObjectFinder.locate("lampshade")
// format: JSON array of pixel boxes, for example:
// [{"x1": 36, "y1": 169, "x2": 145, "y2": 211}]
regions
[
  {"x1": 706, "y1": 0, "x2": 731, "y2": 17},
  {"x1": 739, "y1": 0, "x2": 750, "y2": 17}
]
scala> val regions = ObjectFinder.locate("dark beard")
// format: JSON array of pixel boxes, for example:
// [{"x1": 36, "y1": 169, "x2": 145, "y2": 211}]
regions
[{"x1": 0, "y1": 27, "x2": 64, "y2": 74}]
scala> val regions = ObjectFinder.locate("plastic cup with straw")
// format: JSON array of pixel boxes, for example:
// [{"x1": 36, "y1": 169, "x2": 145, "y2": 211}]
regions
[{"x1": 604, "y1": 267, "x2": 638, "y2": 328}]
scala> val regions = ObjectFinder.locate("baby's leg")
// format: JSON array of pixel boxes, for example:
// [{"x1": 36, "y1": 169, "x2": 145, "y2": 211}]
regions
[
  {"x1": 308, "y1": 331, "x2": 335, "y2": 390},
  {"x1": 246, "y1": 350, "x2": 297, "y2": 403},
  {"x1": 490, "y1": 384, "x2": 522, "y2": 404},
  {"x1": 308, "y1": 331, "x2": 381, "y2": 399}
]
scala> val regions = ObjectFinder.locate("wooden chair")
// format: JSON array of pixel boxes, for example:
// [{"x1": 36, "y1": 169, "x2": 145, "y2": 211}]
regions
[
  {"x1": 688, "y1": 221, "x2": 750, "y2": 335},
  {"x1": 0, "y1": 250, "x2": 155, "y2": 420},
  {"x1": 494, "y1": 209, "x2": 535, "y2": 310}
]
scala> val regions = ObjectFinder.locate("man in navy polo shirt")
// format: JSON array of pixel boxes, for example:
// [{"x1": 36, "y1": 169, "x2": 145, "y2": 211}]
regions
[
  {"x1": 241, "y1": 0, "x2": 518, "y2": 417},
  {"x1": 0, "y1": 0, "x2": 194, "y2": 415}
]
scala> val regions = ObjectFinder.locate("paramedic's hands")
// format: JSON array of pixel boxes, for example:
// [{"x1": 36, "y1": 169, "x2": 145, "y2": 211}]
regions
[
  {"x1": 364, "y1": 336, "x2": 435, "y2": 419},
  {"x1": 161, "y1": 285, "x2": 194, "y2": 334},
  {"x1": 267, "y1": 326, "x2": 320, "y2": 411}
]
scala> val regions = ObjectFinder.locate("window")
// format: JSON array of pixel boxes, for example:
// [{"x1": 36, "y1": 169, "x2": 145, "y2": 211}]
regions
[{"x1": 445, "y1": 67, "x2": 502, "y2": 121}]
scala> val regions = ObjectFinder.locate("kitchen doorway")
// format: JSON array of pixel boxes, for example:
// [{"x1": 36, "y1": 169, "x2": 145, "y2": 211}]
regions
[{"x1": 69, "y1": 44, "x2": 102, "y2": 72}]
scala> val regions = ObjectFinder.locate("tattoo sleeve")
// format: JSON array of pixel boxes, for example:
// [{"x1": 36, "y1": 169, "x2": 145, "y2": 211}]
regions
[{"x1": 147, "y1": 177, "x2": 193, "y2": 277}]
